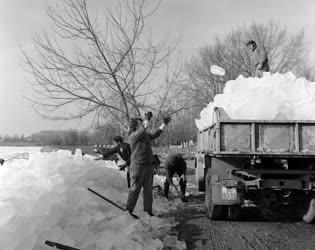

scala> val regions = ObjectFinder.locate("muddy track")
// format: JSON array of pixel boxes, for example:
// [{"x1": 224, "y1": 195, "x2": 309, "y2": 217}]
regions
[{"x1": 166, "y1": 193, "x2": 314, "y2": 250}]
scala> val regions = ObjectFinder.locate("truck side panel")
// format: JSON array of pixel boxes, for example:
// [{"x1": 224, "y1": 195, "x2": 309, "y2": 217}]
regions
[
  {"x1": 257, "y1": 124, "x2": 295, "y2": 152},
  {"x1": 301, "y1": 125, "x2": 315, "y2": 151},
  {"x1": 221, "y1": 123, "x2": 251, "y2": 152},
  {"x1": 198, "y1": 121, "x2": 315, "y2": 155}
]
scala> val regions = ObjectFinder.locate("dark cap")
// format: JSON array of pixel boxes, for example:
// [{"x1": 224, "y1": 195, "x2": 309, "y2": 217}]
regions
[
  {"x1": 129, "y1": 117, "x2": 143, "y2": 133},
  {"x1": 113, "y1": 135, "x2": 123, "y2": 143},
  {"x1": 246, "y1": 40, "x2": 256, "y2": 47}
]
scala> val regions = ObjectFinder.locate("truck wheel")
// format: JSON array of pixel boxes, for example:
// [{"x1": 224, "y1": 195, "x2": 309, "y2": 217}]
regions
[{"x1": 205, "y1": 170, "x2": 224, "y2": 220}]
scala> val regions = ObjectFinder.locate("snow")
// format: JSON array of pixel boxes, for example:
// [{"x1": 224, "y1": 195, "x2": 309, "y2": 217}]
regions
[
  {"x1": 196, "y1": 72, "x2": 315, "y2": 130},
  {"x1": 0, "y1": 147, "x2": 185, "y2": 250},
  {"x1": 303, "y1": 199, "x2": 315, "y2": 223}
]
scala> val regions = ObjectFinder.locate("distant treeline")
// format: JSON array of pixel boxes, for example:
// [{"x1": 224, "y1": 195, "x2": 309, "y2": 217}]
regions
[
  {"x1": 0, "y1": 127, "x2": 120, "y2": 146},
  {"x1": 0, "y1": 118, "x2": 197, "y2": 147},
  {"x1": 28, "y1": 128, "x2": 121, "y2": 146}
]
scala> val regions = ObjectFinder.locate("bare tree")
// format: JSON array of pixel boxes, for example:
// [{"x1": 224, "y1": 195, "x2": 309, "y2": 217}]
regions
[
  {"x1": 21, "y1": 0, "x2": 184, "y2": 130},
  {"x1": 184, "y1": 20, "x2": 314, "y2": 106}
]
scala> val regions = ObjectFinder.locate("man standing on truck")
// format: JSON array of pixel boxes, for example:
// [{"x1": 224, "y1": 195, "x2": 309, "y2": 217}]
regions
[
  {"x1": 126, "y1": 112, "x2": 171, "y2": 217},
  {"x1": 246, "y1": 40, "x2": 269, "y2": 78},
  {"x1": 164, "y1": 153, "x2": 188, "y2": 202},
  {"x1": 95, "y1": 136, "x2": 131, "y2": 188}
]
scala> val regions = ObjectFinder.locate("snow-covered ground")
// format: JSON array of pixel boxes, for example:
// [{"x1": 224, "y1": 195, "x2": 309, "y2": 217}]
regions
[
  {"x1": 196, "y1": 72, "x2": 315, "y2": 130},
  {"x1": 0, "y1": 147, "x2": 185, "y2": 250}
]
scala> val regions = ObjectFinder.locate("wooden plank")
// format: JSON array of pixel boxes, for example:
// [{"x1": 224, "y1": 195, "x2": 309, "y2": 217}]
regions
[
  {"x1": 220, "y1": 123, "x2": 251, "y2": 152},
  {"x1": 220, "y1": 119, "x2": 315, "y2": 124},
  {"x1": 256, "y1": 124, "x2": 295, "y2": 152},
  {"x1": 198, "y1": 118, "x2": 315, "y2": 132},
  {"x1": 212, "y1": 152, "x2": 315, "y2": 158},
  {"x1": 300, "y1": 124, "x2": 315, "y2": 151},
  {"x1": 233, "y1": 169, "x2": 315, "y2": 175},
  {"x1": 251, "y1": 123, "x2": 256, "y2": 152},
  {"x1": 216, "y1": 121, "x2": 220, "y2": 152},
  {"x1": 295, "y1": 123, "x2": 300, "y2": 152}
]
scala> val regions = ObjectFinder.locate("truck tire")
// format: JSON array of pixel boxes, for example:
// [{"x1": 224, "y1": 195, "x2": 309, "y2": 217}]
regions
[{"x1": 205, "y1": 169, "x2": 224, "y2": 220}]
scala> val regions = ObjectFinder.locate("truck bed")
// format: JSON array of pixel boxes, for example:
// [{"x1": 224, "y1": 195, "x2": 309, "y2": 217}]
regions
[{"x1": 197, "y1": 119, "x2": 315, "y2": 157}]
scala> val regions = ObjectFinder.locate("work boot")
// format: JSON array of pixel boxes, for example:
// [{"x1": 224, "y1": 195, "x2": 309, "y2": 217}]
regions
[
  {"x1": 147, "y1": 211, "x2": 155, "y2": 217},
  {"x1": 128, "y1": 210, "x2": 139, "y2": 219}
]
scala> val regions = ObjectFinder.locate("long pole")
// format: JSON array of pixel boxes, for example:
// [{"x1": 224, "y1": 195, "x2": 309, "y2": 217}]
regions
[
  {"x1": 45, "y1": 240, "x2": 80, "y2": 250},
  {"x1": 87, "y1": 188, "x2": 126, "y2": 211}
]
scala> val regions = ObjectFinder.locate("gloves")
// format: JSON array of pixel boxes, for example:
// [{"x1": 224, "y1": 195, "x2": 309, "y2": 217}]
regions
[
  {"x1": 145, "y1": 111, "x2": 153, "y2": 121},
  {"x1": 119, "y1": 164, "x2": 127, "y2": 171},
  {"x1": 163, "y1": 115, "x2": 171, "y2": 125}
]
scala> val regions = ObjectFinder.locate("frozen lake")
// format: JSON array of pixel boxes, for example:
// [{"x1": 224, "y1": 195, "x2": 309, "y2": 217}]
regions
[{"x1": 0, "y1": 146, "x2": 42, "y2": 164}]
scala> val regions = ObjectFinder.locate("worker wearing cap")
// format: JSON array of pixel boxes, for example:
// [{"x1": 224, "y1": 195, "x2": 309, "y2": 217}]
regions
[
  {"x1": 164, "y1": 153, "x2": 188, "y2": 202},
  {"x1": 246, "y1": 40, "x2": 269, "y2": 78},
  {"x1": 95, "y1": 136, "x2": 131, "y2": 188},
  {"x1": 126, "y1": 112, "x2": 171, "y2": 217}
]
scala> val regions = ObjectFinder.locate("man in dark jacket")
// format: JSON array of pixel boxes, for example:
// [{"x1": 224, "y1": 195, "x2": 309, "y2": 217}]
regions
[
  {"x1": 126, "y1": 112, "x2": 171, "y2": 216},
  {"x1": 246, "y1": 40, "x2": 269, "y2": 78},
  {"x1": 95, "y1": 136, "x2": 131, "y2": 188},
  {"x1": 164, "y1": 153, "x2": 188, "y2": 202}
]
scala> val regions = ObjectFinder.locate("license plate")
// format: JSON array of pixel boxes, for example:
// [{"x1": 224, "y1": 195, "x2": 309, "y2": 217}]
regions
[{"x1": 222, "y1": 187, "x2": 237, "y2": 200}]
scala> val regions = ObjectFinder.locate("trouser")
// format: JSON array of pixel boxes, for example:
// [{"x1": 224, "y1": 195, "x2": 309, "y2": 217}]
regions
[
  {"x1": 164, "y1": 174, "x2": 186, "y2": 199},
  {"x1": 127, "y1": 171, "x2": 131, "y2": 188},
  {"x1": 126, "y1": 164, "x2": 154, "y2": 213},
  {"x1": 255, "y1": 61, "x2": 269, "y2": 78}
]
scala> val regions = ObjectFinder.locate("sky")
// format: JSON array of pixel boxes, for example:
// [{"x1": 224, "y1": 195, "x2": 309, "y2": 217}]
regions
[{"x1": 1, "y1": 0, "x2": 315, "y2": 136}]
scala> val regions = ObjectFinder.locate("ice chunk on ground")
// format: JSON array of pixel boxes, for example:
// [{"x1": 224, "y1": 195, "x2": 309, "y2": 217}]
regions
[
  {"x1": 0, "y1": 149, "x2": 184, "y2": 250},
  {"x1": 303, "y1": 199, "x2": 315, "y2": 223}
]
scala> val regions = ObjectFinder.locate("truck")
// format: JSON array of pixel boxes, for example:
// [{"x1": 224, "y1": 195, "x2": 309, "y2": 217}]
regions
[{"x1": 195, "y1": 107, "x2": 315, "y2": 221}]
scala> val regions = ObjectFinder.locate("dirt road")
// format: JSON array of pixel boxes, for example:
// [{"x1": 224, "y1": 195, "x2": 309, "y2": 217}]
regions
[
  {"x1": 162, "y1": 164, "x2": 314, "y2": 250},
  {"x1": 168, "y1": 192, "x2": 314, "y2": 250}
]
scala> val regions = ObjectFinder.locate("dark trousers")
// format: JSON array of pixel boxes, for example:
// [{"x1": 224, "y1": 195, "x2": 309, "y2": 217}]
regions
[
  {"x1": 126, "y1": 164, "x2": 154, "y2": 213},
  {"x1": 164, "y1": 174, "x2": 186, "y2": 198},
  {"x1": 127, "y1": 171, "x2": 131, "y2": 188}
]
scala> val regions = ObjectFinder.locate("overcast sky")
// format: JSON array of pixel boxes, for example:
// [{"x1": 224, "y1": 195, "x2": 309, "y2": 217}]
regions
[{"x1": 1, "y1": 0, "x2": 315, "y2": 136}]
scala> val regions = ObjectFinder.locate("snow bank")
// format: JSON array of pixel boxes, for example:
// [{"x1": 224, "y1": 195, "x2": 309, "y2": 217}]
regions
[
  {"x1": 0, "y1": 150, "x2": 183, "y2": 250},
  {"x1": 196, "y1": 72, "x2": 315, "y2": 130}
]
